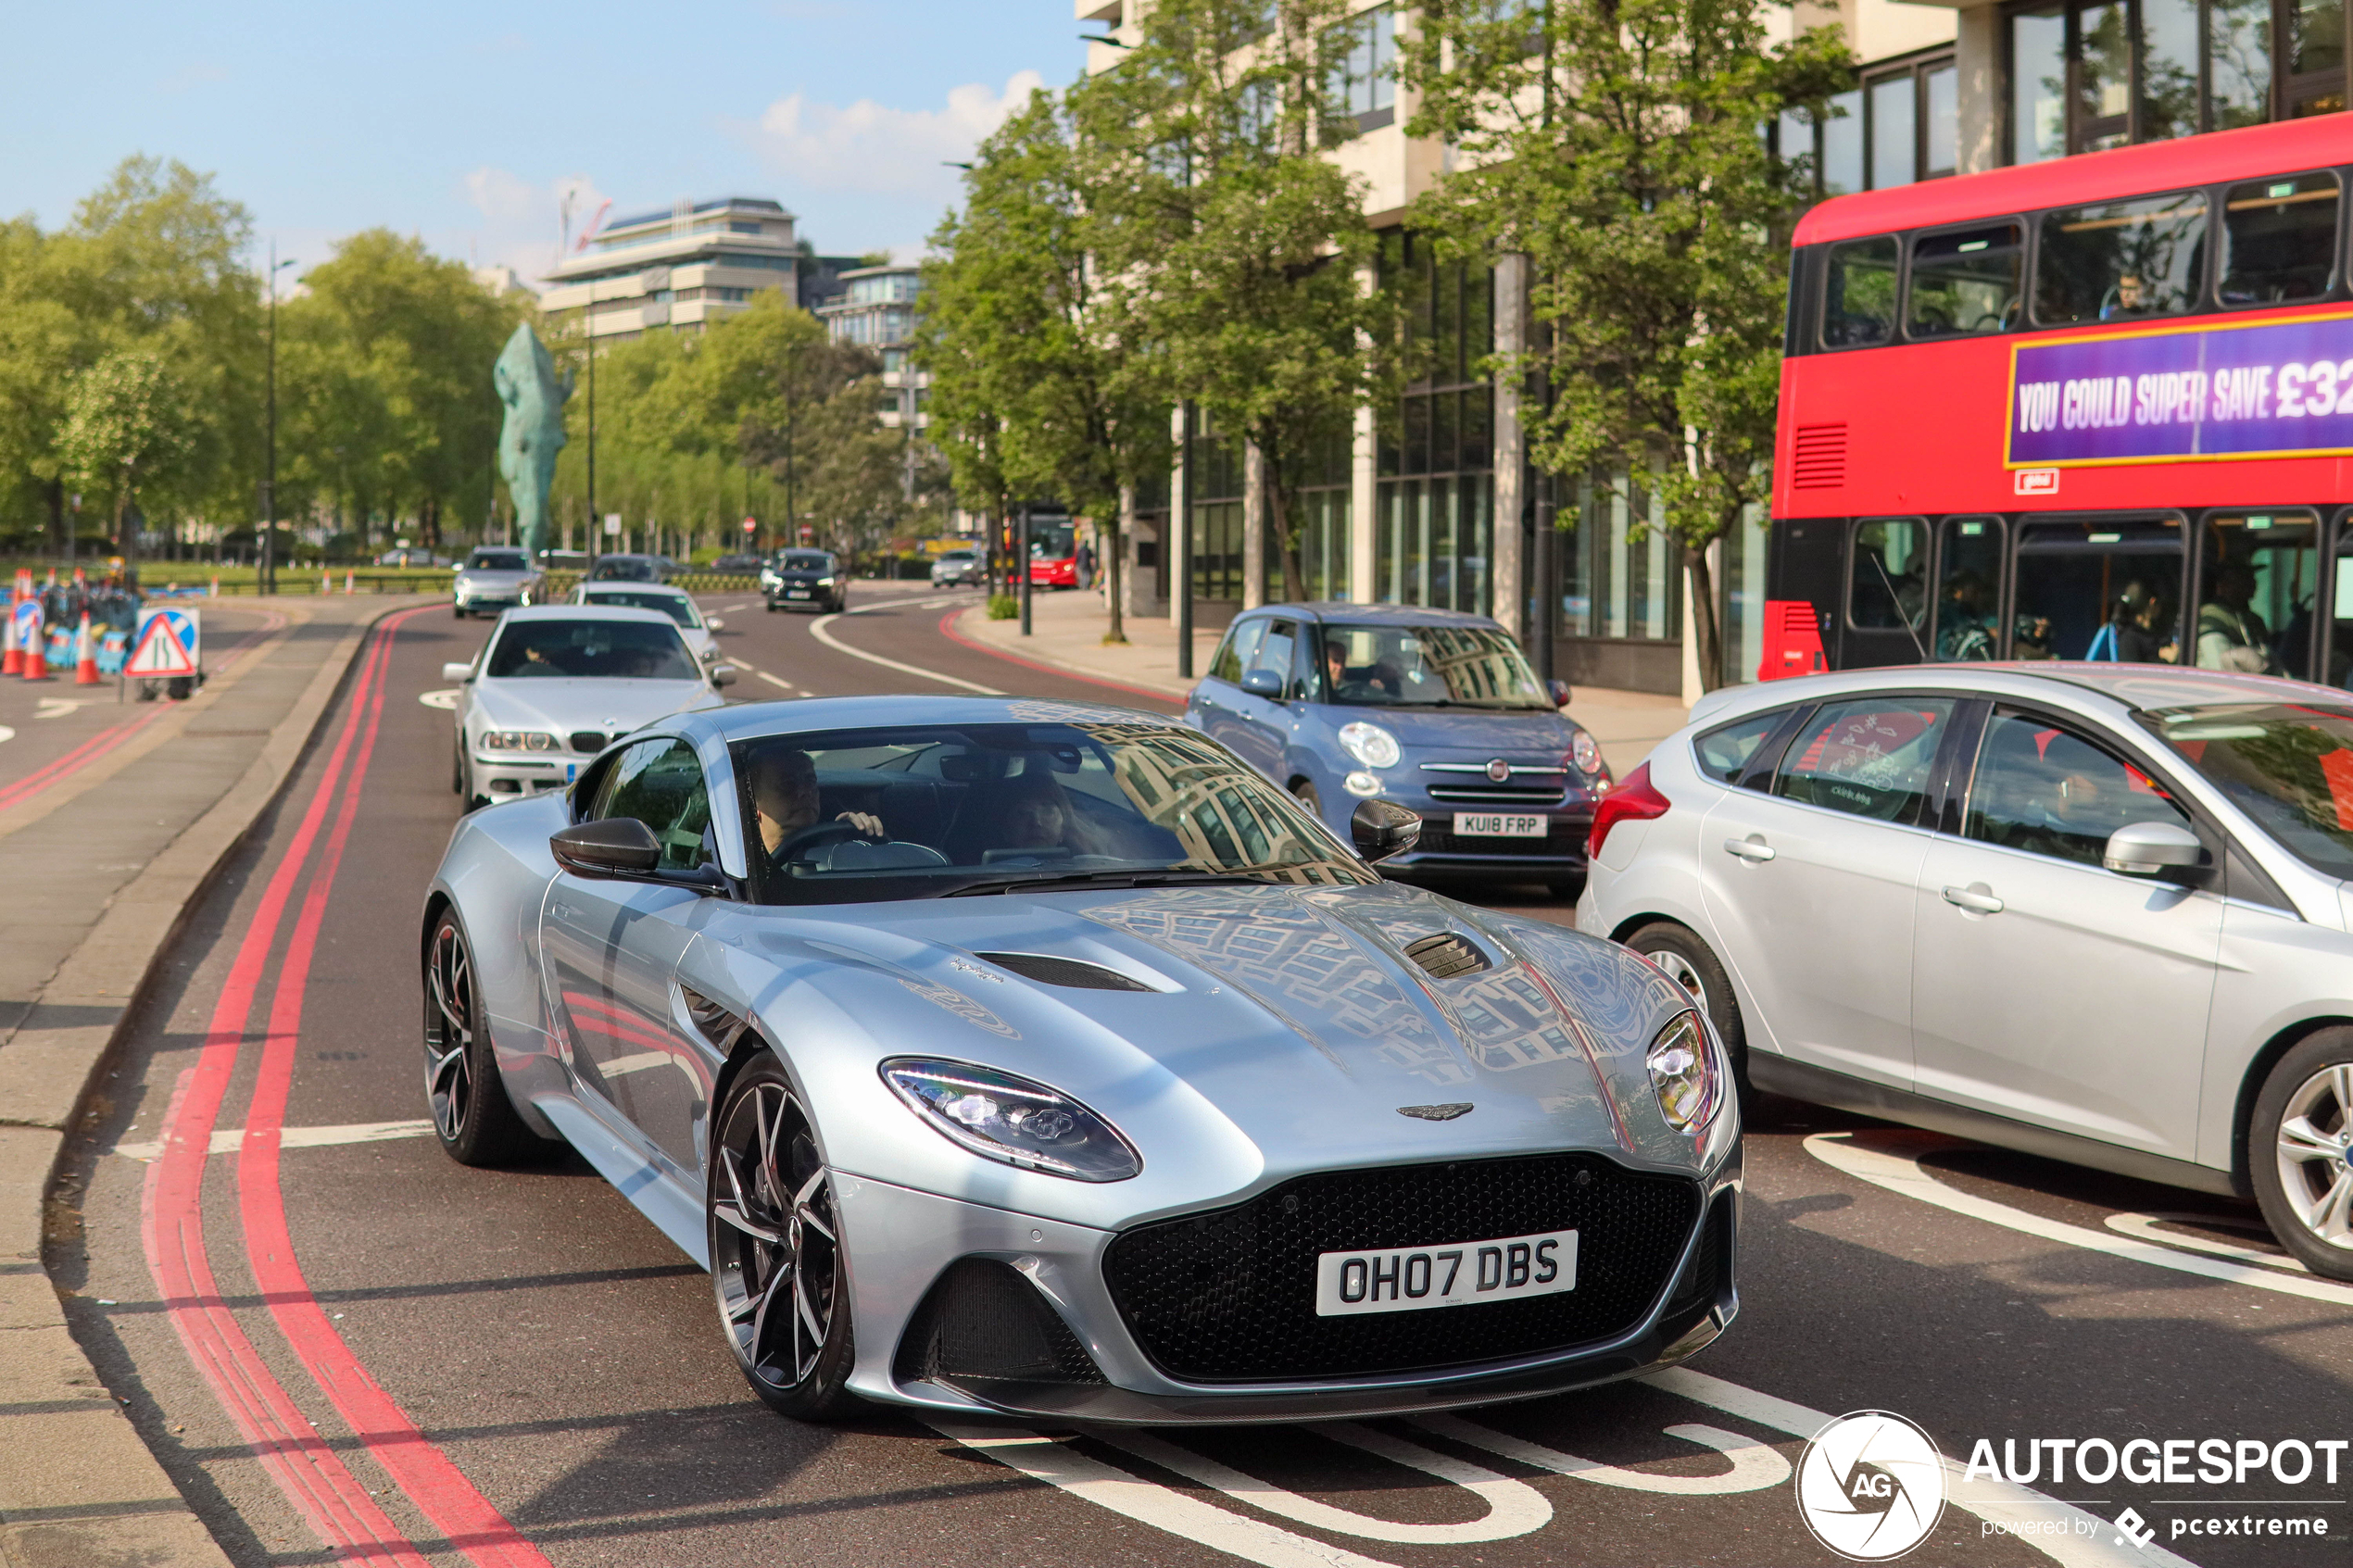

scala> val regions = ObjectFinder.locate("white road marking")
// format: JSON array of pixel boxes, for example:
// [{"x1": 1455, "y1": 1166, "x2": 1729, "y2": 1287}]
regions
[
  {"x1": 2103, "y1": 1210, "x2": 2311, "y2": 1273},
  {"x1": 1416, "y1": 1413, "x2": 1790, "y2": 1495},
  {"x1": 809, "y1": 596, "x2": 1005, "y2": 695},
  {"x1": 756, "y1": 671, "x2": 800, "y2": 695},
  {"x1": 925, "y1": 1424, "x2": 1397, "y2": 1568},
  {"x1": 34, "y1": 698, "x2": 81, "y2": 720},
  {"x1": 1644, "y1": 1367, "x2": 2201, "y2": 1568},
  {"x1": 418, "y1": 687, "x2": 460, "y2": 709},
  {"x1": 0, "y1": 725, "x2": 12, "y2": 745},
  {"x1": 1097, "y1": 1423, "x2": 1551, "y2": 1544},
  {"x1": 1806, "y1": 1128, "x2": 2353, "y2": 1307},
  {"x1": 112, "y1": 1119, "x2": 435, "y2": 1162}
]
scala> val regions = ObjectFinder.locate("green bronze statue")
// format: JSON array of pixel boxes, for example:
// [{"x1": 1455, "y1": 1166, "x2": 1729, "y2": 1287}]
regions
[{"x1": 494, "y1": 324, "x2": 572, "y2": 560}]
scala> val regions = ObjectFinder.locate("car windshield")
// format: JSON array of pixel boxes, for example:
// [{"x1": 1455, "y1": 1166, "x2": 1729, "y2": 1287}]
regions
[
  {"x1": 584, "y1": 589, "x2": 699, "y2": 628},
  {"x1": 485, "y1": 620, "x2": 699, "y2": 681},
  {"x1": 2147, "y1": 702, "x2": 2353, "y2": 878},
  {"x1": 780, "y1": 553, "x2": 833, "y2": 572},
  {"x1": 1318, "y1": 624, "x2": 1550, "y2": 710},
  {"x1": 590, "y1": 558, "x2": 657, "y2": 581},
  {"x1": 733, "y1": 721, "x2": 1373, "y2": 905},
  {"x1": 466, "y1": 550, "x2": 525, "y2": 571}
]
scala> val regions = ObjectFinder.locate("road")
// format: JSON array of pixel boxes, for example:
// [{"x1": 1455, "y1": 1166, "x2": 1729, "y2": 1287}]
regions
[{"x1": 46, "y1": 584, "x2": 2351, "y2": 1568}]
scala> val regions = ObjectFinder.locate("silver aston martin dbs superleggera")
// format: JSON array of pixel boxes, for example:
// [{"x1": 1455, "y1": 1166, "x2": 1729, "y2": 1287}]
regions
[{"x1": 420, "y1": 696, "x2": 1741, "y2": 1424}]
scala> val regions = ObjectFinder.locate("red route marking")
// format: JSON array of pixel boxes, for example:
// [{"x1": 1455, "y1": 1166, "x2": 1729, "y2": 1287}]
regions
[
  {"x1": 139, "y1": 624, "x2": 429, "y2": 1564},
  {"x1": 238, "y1": 605, "x2": 554, "y2": 1568},
  {"x1": 933, "y1": 607, "x2": 1183, "y2": 707}
]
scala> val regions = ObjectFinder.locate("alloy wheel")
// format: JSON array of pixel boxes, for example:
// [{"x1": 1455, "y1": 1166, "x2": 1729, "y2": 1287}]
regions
[
  {"x1": 711, "y1": 1081, "x2": 841, "y2": 1392},
  {"x1": 423, "y1": 922, "x2": 474, "y2": 1143},
  {"x1": 2274, "y1": 1062, "x2": 2353, "y2": 1250},
  {"x1": 1647, "y1": 947, "x2": 1711, "y2": 1016}
]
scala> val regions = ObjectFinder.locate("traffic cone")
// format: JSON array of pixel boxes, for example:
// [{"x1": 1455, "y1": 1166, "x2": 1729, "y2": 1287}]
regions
[
  {"x1": 73, "y1": 611, "x2": 100, "y2": 684},
  {"x1": 2, "y1": 605, "x2": 18, "y2": 677},
  {"x1": 321, "y1": 570, "x2": 330, "y2": 595},
  {"x1": 209, "y1": 575, "x2": 219, "y2": 597},
  {"x1": 344, "y1": 571, "x2": 354, "y2": 595},
  {"x1": 22, "y1": 617, "x2": 47, "y2": 681}
]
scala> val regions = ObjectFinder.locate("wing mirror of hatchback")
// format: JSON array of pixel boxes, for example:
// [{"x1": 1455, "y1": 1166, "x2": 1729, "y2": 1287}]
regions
[
  {"x1": 1351, "y1": 798, "x2": 1423, "y2": 862},
  {"x1": 1548, "y1": 680, "x2": 1574, "y2": 708},
  {"x1": 550, "y1": 818, "x2": 662, "y2": 879},
  {"x1": 711, "y1": 664, "x2": 738, "y2": 687},
  {"x1": 1240, "y1": 667, "x2": 1285, "y2": 698},
  {"x1": 441, "y1": 661, "x2": 473, "y2": 683},
  {"x1": 707, "y1": 616, "x2": 725, "y2": 630},
  {"x1": 2103, "y1": 820, "x2": 2206, "y2": 876}
]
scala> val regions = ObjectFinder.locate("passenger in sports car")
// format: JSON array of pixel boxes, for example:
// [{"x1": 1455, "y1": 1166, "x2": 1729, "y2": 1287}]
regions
[{"x1": 748, "y1": 748, "x2": 885, "y2": 856}]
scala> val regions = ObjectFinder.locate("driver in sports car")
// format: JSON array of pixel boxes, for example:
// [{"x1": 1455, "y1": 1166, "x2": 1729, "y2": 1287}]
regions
[{"x1": 749, "y1": 748, "x2": 885, "y2": 859}]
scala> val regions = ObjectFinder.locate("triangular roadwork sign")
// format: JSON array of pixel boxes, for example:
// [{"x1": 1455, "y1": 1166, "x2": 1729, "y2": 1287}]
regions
[{"x1": 127, "y1": 610, "x2": 199, "y2": 678}]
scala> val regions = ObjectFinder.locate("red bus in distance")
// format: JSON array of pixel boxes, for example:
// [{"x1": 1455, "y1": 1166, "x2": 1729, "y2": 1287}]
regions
[{"x1": 1769, "y1": 114, "x2": 2353, "y2": 684}]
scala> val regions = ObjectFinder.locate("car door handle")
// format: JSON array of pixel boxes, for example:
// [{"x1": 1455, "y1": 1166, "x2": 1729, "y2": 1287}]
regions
[
  {"x1": 1942, "y1": 884, "x2": 2005, "y2": 914},
  {"x1": 1722, "y1": 837, "x2": 1776, "y2": 862}
]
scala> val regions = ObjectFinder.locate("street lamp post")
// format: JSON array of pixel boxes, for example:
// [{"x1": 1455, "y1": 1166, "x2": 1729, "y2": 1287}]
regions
[
  {"x1": 261, "y1": 245, "x2": 296, "y2": 594},
  {"x1": 584, "y1": 319, "x2": 598, "y2": 574}
]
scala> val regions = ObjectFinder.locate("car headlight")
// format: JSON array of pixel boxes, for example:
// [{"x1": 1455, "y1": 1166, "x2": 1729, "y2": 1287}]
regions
[
  {"x1": 1646, "y1": 1010, "x2": 1722, "y2": 1131},
  {"x1": 1337, "y1": 721, "x2": 1401, "y2": 771},
  {"x1": 1569, "y1": 728, "x2": 1604, "y2": 778},
  {"x1": 880, "y1": 1058, "x2": 1140, "y2": 1181},
  {"x1": 815, "y1": 576, "x2": 836, "y2": 587},
  {"x1": 480, "y1": 730, "x2": 560, "y2": 752}
]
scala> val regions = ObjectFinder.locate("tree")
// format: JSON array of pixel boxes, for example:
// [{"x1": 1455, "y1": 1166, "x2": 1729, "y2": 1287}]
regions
[
  {"x1": 56, "y1": 349, "x2": 208, "y2": 558},
  {"x1": 922, "y1": 91, "x2": 1173, "y2": 642},
  {"x1": 1075, "y1": 0, "x2": 1391, "y2": 605},
  {"x1": 1405, "y1": 0, "x2": 1845, "y2": 689}
]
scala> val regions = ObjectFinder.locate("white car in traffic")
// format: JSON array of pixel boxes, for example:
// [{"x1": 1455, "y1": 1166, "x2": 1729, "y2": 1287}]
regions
[
  {"x1": 1580, "y1": 662, "x2": 2353, "y2": 1279},
  {"x1": 567, "y1": 582, "x2": 725, "y2": 665},
  {"x1": 445, "y1": 606, "x2": 734, "y2": 809}
]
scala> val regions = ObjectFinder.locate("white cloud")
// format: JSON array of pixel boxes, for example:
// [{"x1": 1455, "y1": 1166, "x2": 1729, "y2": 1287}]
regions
[{"x1": 745, "y1": 70, "x2": 1046, "y2": 195}]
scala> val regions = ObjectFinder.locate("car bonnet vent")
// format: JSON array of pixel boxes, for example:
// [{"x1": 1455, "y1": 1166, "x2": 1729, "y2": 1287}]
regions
[
  {"x1": 974, "y1": 952, "x2": 1153, "y2": 992},
  {"x1": 1403, "y1": 933, "x2": 1489, "y2": 981}
]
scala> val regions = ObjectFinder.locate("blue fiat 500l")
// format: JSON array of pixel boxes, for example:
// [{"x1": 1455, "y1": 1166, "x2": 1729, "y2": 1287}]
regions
[{"x1": 1187, "y1": 605, "x2": 1612, "y2": 891}]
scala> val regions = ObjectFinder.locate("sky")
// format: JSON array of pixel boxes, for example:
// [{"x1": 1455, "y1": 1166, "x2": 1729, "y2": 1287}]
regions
[{"x1": 3, "y1": 0, "x2": 1091, "y2": 287}]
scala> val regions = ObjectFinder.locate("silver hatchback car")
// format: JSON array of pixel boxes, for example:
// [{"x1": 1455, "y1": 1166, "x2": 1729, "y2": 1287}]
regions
[{"x1": 1580, "y1": 662, "x2": 2353, "y2": 1280}]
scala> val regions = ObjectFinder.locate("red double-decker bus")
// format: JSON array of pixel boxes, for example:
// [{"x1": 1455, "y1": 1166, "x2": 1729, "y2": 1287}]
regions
[{"x1": 1769, "y1": 115, "x2": 2353, "y2": 684}]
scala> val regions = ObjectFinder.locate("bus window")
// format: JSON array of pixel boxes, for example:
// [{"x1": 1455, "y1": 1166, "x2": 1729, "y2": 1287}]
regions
[
  {"x1": 2197, "y1": 512, "x2": 2321, "y2": 678},
  {"x1": 1823, "y1": 236, "x2": 1900, "y2": 346},
  {"x1": 2219, "y1": 171, "x2": 2341, "y2": 307},
  {"x1": 2015, "y1": 518, "x2": 2184, "y2": 663},
  {"x1": 1933, "y1": 517, "x2": 2003, "y2": 659},
  {"x1": 1907, "y1": 223, "x2": 2024, "y2": 339},
  {"x1": 1850, "y1": 519, "x2": 1928, "y2": 633},
  {"x1": 2033, "y1": 191, "x2": 2208, "y2": 325},
  {"x1": 2331, "y1": 514, "x2": 2353, "y2": 687}
]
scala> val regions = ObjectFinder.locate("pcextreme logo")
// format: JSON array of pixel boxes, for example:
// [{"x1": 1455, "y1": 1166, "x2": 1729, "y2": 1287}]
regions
[{"x1": 1794, "y1": 1410, "x2": 1949, "y2": 1562}]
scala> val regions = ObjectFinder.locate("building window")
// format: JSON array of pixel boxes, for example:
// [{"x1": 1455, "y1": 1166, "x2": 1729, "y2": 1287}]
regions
[
  {"x1": 1779, "y1": 53, "x2": 1957, "y2": 196},
  {"x1": 1376, "y1": 232, "x2": 1495, "y2": 613},
  {"x1": 1561, "y1": 471, "x2": 1682, "y2": 645},
  {"x1": 1188, "y1": 410, "x2": 1245, "y2": 604},
  {"x1": 2006, "y1": 0, "x2": 2346, "y2": 161},
  {"x1": 1326, "y1": 5, "x2": 1397, "y2": 132}
]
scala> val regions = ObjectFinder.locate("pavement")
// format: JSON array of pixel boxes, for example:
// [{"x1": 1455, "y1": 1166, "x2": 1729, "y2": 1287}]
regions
[
  {"x1": 950, "y1": 584, "x2": 1694, "y2": 775},
  {"x1": 18, "y1": 581, "x2": 2349, "y2": 1568},
  {"x1": 0, "y1": 596, "x2": 426, "y2": 1568}
]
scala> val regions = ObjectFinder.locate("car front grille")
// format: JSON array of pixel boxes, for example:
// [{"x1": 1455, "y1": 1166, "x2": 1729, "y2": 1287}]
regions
[
  {"x1": 1102, "y1": 1153, "x2": 1701, "y2": 1382},
  {"x1": 1409, "y1": 819, "x2": 1590, "y2": 859},
  {"x1": 569, "y1": 731, "x2": 608, "y2": 754},
  {"x1": 1426, "y1": 784, "x2": 1569, "y2": 806}
]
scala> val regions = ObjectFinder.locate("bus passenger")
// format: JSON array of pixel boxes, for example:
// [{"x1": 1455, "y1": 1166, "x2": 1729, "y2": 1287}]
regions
[
  {"x1": 2100, "y1": 273, "x2": 2150, "y2": 320},
  {"x1": 2196, "y1": 565, "x2": 2274, "y2": 673},
  {"x1": 1935, "y1": 573, "x2": 1995, "y2": 660},
  {"x1": 2087, "y1": 582, "x2": 2177, "y2": 663}
]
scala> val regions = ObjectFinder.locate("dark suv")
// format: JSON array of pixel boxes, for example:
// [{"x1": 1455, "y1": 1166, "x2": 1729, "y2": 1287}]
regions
[{"x1": 762, "y1": 550, "x2": 847, "y2": 614}]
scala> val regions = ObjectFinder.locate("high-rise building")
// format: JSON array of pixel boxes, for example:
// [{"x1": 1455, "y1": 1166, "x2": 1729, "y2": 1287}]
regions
[
  {"x1": 540, "y1": 197, "x2": 802, "y2": 343},
  {"x1": 815, "y1": 263, "x2": 932, "y2": 497}
]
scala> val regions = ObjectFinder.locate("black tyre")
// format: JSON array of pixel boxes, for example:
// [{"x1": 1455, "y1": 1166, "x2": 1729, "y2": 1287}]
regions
[
  {"x1": 452, "y1": 605, "x2": 465, "y2": 619},
  {"x1": 2249, "y1": 1029, "x2": 2353, "y2": 1281},
  {"x1": 1547, "y1": 877, "x2": 1585, "y2": 901},
  {"x1": 1624, "y1": 922, "x2": 1750, "y2": 1098},
  {"x1": 764, "y1": 599, "x2": 778, "y2": 613},
  {"x1": 709, "y1": 1052, "x2": 859, "y2": 1420},
  {"x1": 422, "y1": 910, "x2": 550, "y2": 1167},
  {"x1": 451, "y1": 736, "x2": 464, "y2": 796}
]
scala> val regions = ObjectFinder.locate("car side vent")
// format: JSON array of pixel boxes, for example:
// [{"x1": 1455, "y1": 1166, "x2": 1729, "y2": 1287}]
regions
[
  {"x1": 894, "y1": 1258, "x2": 1106, "y2": 1389},
  {"x1": 1403, "y1": 933, "x2": 1489, "y2": 981},
  {"x1": 569, "y1": 730, "x2": 608, "y2": 755},
  {"x1": 975, "y1": 952, "x2": 1153, "y2": 992},
  {"x1": 1791, "y1": 422, "x2": 1847, "y2": 491}
]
